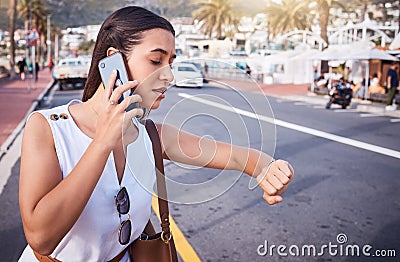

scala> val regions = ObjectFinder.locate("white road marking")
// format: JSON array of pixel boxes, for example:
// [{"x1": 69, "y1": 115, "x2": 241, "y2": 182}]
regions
[
  {"x1": 390, "y1": 119, "x2": 400, "y2": 123},
  {"x1": 294, "y1": 102, "x2": 310, "y2": 106},
  {"x1": 178, "y1": 93, "x2": 400, "y2": 160},
  {"x1": 359, "y1": 113, "x2": 384, "y2": 118},
  {"x1": 334, "y1": 109, "x2": 358, "y2": 113},
  {"x1": 0, "y1": 134, "x2": 22, "y2": 194},
  {"x1": 313, "y1": 105, "x2": 326, "y2": 109}
]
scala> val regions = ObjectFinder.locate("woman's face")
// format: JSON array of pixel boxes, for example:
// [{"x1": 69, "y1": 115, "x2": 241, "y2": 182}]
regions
[{"x1": 125, "y1": 28, "x2": 175, "y2": 110}]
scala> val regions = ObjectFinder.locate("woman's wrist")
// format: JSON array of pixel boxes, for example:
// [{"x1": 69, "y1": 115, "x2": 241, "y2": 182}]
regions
[
  {"x1": 90, "y1": 139, "x2": 113, "y2": 155},
  {"x1": 242, "y1": 149, "x2": 273, "y2": 177},
  {"x1": 254, "y1": 152, "x2": 274, "y2": 177}
]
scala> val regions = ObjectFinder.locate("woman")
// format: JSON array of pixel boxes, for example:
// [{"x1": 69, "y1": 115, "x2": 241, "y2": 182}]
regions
[
  {"x1": 368, "y1": 73, "x2": 386, "y2": 96},
  {"x1": 19, "y1": 6, "x2": 294, "y2": 261}
]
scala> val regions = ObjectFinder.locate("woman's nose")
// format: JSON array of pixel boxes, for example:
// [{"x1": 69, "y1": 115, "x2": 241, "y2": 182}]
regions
[{"x1": 160, "y1": 65, "x2": 174, "y2": 83}]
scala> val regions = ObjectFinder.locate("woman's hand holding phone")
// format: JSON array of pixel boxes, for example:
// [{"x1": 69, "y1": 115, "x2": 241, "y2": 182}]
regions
[{"x1": 93, "y1": 70, "x2": 143, "y2": 151}]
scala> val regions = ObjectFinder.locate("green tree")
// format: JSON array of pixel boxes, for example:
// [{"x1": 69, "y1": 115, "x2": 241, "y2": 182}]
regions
[
  {"x1": 17, "y1": 0, "x2": 48, "y2": 64},
  {"x1": 264, "y1": 0, "x2": 314, "y2": 38},
  {"x1": 17, "y1": 0, "x2": 47, "y2": 31},
  {"x1": 192, "y1": 0, "x2": 239, "y2": 39}
]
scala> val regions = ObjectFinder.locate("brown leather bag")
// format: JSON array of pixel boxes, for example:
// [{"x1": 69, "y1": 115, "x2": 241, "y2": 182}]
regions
[{"x1": 128, "y1": 119, "x2": 178, "y2": 262}]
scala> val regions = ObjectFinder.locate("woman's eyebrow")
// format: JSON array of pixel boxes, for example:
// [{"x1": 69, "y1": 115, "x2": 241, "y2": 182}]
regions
[
  {"x1": 150, "y1": 48, "x2": 176, "y2": 58},
  {"x1": 150, "y1": 48, "x2": 168, "y2": 55}
]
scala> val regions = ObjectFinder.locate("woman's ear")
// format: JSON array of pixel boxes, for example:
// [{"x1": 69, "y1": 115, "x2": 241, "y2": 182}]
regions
[{"x1": 106, "y1": 47, "x2": 119, "y2": 56}]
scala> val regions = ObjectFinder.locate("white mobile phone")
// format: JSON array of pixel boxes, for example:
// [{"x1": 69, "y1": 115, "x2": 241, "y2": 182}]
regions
[{"x1": 98, "y1": 52, "x2": 131, "y2": 104}]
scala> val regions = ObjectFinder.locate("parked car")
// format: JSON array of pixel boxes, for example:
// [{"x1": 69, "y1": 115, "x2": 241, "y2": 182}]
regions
[
  {"x1": 171, "y1": 62, "x2": 203, "y2": 88},
  {"x1": 53, "y1": 58, "x2": 89, "y2": 90},
  {"x1": 0, "y1": 65, "x2": 10, "y2": 79}
]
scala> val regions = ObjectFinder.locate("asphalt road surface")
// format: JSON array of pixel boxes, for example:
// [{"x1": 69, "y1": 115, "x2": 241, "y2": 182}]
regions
[{"x1": 1, "y1": 82, "x2": 399, "y2": 261}]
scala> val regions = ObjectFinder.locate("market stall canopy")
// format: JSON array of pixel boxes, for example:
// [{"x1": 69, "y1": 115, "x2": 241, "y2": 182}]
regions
[
  {"x1": 389, "y1": 34, "x2": 400, "y2": 50},
  {"x1": 311, "y1": 41, "x2": 398, "y2": 61},
  {"x1": 310, "y1": 41, "x2": 372, "y2": 60},
  {"x1": 348, "y1": 48, "x2": 399, "y2": 61}
]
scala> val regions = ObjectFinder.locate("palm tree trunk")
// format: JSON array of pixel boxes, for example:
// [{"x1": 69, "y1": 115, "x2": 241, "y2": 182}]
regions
[
  {"x1": 8, "y1": 0, "x2": 17, "y2": 79},
  {"x1": 217, "y1": 26, "x2": 222, "y2": 40},
  {"x1": 362, "y1": 2, "x2": 368, "y2": 21},
  {"x1": 317, "y1": 1, "x2": 330, "y2": 46}
]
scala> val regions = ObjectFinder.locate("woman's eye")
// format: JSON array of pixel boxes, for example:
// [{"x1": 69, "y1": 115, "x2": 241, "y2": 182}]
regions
[{"x1": 151, "y1": 60, "x2": 161, "y2": 65}]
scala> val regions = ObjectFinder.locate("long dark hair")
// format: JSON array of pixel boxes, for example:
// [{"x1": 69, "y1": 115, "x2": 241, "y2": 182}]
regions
[{"x1": 82, "y1": 6, "x2": 175, "y2": 102}]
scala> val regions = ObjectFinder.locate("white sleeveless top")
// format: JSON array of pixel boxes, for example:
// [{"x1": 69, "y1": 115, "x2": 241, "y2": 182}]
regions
[{"x1": 19, "y1": 100, "x2": 156, "y2": 262}]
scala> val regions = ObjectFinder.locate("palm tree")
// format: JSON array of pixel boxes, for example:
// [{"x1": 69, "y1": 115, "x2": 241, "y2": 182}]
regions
[
  {"x1": 264, "y1": 0, "x2": 314, "y2": 38},
  {"x1": 17, "y1": 0, "x2": 48, "y2": 66},
  {"x1": 17, "y1": 0, "x2": 47, "y2": 32},
  {"x1": 312, "y1": 0, "x2": 333, "y2": 45},
  {"x1": 8, "y1": 0, "x2": 17, "y2": 78},
  {"x1": 192, "y1": 0, "x2": 239, "y2": 39}
]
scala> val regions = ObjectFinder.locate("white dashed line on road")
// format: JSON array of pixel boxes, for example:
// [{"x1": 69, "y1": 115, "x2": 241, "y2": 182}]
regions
[
  {"x1": 333, "y1": 109, "x2": 358, "y2": 113},
  {"x1": 294, "y1": 102, "x2": 310, "y2": 106},
  {"x1": 359, "y1": 113, "x2": 384, "y2": 118},
  {"x1": 390, "y1": 119, "x2": 400, "y2": 123}
]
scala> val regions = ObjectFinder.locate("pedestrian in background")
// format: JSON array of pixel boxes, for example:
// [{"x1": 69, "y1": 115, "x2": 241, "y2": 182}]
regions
[
  {"x1": 368, "y1": 72, "x2": 385, "y2": 96},
  {"x1": 17, "y1": 57, "x2": 26, "y2": 80},
  {"x1": 246, "y1": 64, "x2": 251, "y2": 75},
  {"x1": 35, "y1": 61, "x2": 39, "y2": 82},
  {"x1": 385, "y1": 62, "x2": 399, "y2": 111},
  {"x1": 18, "y1": 6, "x2": 294, "y2": 261},
  {"x1": 48, "y1": 56, "x2": 54, "y2": 72}
]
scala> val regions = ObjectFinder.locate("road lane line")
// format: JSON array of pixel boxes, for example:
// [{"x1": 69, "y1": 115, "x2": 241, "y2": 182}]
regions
[
  {"x1": 178, "y1": 93, "x2": 400, "y2": 160},
  {"x1": 152, "y1": 196, "x2": 201, "y2": 262},
  {"x1": 359, "y1": 113, "x2": 383, "y2": 117},
  {"x1": 294, "y1": 102, "x2": 310, "y2": 106},
  {"x1": 333, "y1": 109, "x2": 358, "y2": 113},
  {"x1": 0, "y1": 133, "x2": 22, "y2": 194},
  {"x1": 390, "y1": 119, "x2": 400, "y2": 123}
]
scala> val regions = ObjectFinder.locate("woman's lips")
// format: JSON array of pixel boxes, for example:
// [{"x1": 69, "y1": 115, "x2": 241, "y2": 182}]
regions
[
  {"x1": 152, "y1": 87, "x2": 167, "y2": 98},
  {"x1": 152, "y1": 87, "x2": 167, "y2": 94}
]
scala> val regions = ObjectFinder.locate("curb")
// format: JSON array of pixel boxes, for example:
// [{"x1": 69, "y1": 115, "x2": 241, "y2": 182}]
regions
[
  {"x1": 356, "y1": 104, "x2": 400, "y2": 118},
  {"x1": 280, "y1": 94, "x2": 400, "y2": 118},
  {"x1": 0, "y1": 80, "x2": 56, "y2": 161}
]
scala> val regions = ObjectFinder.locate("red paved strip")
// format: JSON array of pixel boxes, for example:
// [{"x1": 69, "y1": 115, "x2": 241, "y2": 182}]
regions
[{"x1": 0, "y1": 69, "x2": 53, "y2": 146}]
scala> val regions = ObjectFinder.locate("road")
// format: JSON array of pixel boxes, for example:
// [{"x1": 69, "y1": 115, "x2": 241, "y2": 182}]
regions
[{"x1": 1, "y1": 82, "x2": 399, "y2": 261}]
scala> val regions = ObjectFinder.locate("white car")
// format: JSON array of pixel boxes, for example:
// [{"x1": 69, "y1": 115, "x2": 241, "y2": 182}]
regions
[
  {"x1": 171, "y1": 62, "x2": 203, "y2": 88},
  {"x1": 53, "y1": 57, "x2": 89, "y2": 90}
]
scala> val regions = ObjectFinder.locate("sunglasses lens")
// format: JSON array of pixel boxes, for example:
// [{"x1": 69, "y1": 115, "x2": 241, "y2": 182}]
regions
[
  {"x1": 116, "y1": 187, "x2": 130, "y2": 214},
  {"x1": 119, "y1": 219, "x2": 132, "y2": 245}
]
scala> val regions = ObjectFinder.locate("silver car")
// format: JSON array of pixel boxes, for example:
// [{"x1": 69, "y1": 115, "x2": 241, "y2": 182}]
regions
[{"x1": 171, "y1": 62, "x2": 203, "y2": 88}]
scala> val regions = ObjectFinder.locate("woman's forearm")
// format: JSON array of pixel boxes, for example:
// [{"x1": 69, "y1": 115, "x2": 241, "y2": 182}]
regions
[{"x1": 231, "y1": 146, "x2": 273, "y2": 177}]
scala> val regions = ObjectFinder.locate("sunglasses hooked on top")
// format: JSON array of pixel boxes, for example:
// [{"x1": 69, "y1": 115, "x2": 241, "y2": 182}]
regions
[{"x1": 115, "y1": 186, "x2": 131, "y2": 245}]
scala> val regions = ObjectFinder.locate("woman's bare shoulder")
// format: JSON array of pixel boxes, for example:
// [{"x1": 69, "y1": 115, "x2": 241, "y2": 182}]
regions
[{"x1": 23, "y1": 112, "x2": 54, "y2": 147}]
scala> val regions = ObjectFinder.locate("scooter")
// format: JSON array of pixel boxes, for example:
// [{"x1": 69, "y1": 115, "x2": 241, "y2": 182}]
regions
[{"x1": 326, "y1": 82, "x2": 353, "y2": 109}]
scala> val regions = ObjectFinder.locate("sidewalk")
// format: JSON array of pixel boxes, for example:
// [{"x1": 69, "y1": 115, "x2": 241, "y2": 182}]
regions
[
  {"x1": 213, "y1": 79, "x2": 400, "y2": 118},
  {"x1": 0, "y1": 69, "x2": 55, "y2": 159}
]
